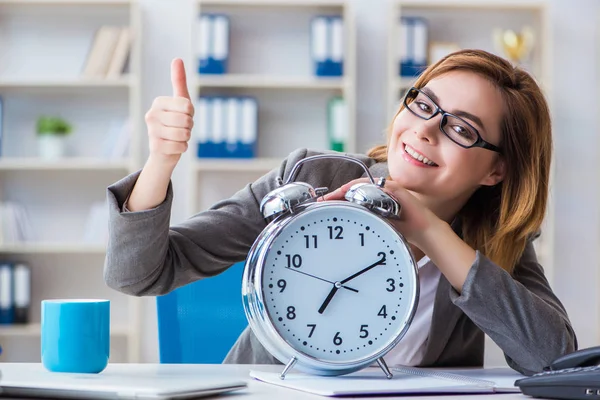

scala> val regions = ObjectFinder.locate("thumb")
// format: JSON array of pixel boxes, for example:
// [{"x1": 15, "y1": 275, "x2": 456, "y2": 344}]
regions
[{"x1": 171, "y1": 58, "x2": 190, "y2": 99}]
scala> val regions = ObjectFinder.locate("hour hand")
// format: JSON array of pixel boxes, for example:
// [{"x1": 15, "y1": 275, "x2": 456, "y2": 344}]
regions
[{"x1": 318, "y1": 286, "x2": 339, "y2": 314}]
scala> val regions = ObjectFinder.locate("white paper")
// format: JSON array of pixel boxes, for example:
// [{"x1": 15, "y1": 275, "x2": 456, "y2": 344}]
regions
[{"x1": 250, "y1": 368, "x2": 497, "y2": 397}]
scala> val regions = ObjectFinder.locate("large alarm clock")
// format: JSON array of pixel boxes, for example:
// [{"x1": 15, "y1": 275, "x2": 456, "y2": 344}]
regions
[{"x1": 242, "y1": 154, "x2": 419, "y2": 379}]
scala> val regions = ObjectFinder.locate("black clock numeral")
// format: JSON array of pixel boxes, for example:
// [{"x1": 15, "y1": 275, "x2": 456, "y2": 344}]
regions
[
  {"x1": 333, "y1": 331, "x2": 343, "y2": 346},
  {"x1": 307, "y1": 324, "x2": 316, "y2": 338},
  {"x1": 286, "y1": 254, "x2": 302, "y2": 268},
  {"x1": 304, "y1": 235, "x2": 318, "y2": 249},
  {"x1": 359, "y1": 233, "x2": 365, "y2": 246},
  {"x1": 359, "y1": 324, "x2": 369, "y2": 338},
  {"x1": 386, "y1": 278, "x2": 395, "y2": 292},
  {"x1": 377, "y1": 305, "x2": 388, "y2": 319},
  {"x1": 277, "y1": 279, "x2": 287, "y2": 293},
  {"x1": 287, "y1": 306, "x2": 296, "y2": 320},
  {"x1": 328, "y1": 226, "x2": 344, "y2": 240}
]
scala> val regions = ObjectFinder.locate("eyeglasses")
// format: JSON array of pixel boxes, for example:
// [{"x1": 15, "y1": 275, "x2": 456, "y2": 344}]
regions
[{"x1": 403, "y1": 87, "x2": 502, "y2": 153}]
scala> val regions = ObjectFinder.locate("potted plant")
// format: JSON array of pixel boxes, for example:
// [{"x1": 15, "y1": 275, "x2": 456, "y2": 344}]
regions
[{"x1": 36, "y1": 116, "x2": 72, "y2": 159}]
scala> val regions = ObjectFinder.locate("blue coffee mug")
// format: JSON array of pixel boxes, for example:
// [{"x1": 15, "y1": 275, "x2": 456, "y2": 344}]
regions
[{"x1": 41, "y1": 299, "x2": 110, "y2": 373}]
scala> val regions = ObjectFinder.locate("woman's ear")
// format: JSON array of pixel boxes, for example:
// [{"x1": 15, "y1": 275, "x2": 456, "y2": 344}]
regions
[{"x1": 480, "y1": 156, "x2": 506, "y2": 187}]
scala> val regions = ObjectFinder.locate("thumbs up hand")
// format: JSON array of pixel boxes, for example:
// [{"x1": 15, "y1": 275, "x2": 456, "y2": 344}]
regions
[{"x1": 145, "y1": 58, "x2": 195, "y2": 167}]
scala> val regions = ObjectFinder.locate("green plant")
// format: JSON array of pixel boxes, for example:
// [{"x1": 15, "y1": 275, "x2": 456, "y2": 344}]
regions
[{"x1": 36, "y1": 116, "x2": 73, "y2": 136}]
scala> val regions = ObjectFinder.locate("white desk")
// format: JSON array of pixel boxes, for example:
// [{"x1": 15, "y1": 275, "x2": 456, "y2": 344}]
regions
[{"x1": 0, "y1": 363, "x2": 536, "y2": 399}]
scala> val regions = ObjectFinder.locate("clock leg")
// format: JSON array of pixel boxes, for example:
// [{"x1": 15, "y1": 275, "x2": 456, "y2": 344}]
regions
[
  {"x1": 279, "y1": 356, "x2": 298, "y2": 380},
  {"x1": 376, "y1": 357, "x2": 393, "y2": 379}
]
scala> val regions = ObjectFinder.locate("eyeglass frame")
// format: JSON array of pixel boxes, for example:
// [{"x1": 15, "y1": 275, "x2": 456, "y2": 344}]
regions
[{"x1": 403, "y1": 87, "x2": 502, "y2": 153}]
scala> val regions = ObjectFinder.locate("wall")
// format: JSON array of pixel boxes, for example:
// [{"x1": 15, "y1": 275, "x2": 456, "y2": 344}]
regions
[{"x1": 136, "y1": 0, "x2": 600, "y2": 363}]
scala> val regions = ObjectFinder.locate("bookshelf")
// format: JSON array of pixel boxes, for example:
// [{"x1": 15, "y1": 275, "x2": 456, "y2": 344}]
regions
[
  {"x1": 0, "y1": 0, "x2": 143, "y2": 363},
  {"x1": 387, "y1": 0, "x2": 552, "y2": 367},
  {"x1": 188, "y1": 0, "x2": 356, "y2": 214}
]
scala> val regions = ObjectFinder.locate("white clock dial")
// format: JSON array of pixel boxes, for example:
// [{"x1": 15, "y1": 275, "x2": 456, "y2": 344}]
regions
[{"x1": 261, "y1": 203, "x2": 417, "y2": 363}]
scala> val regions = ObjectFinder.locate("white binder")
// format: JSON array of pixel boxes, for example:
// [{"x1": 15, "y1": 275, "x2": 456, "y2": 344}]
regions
[
  {"x1": 196, "y1": 97, "x2": 209, "y2": 146},
  {"x1": 211, "y1": 97, "x2": 225, "y2": 150},
  {"x1": 311, "y1": 17, "x2": 328, "y2": 63},
  {"x1": 241, "y1": 97, "x2": 257, "y2": 147},
  {"x1": 225, "y1": 97, "x2": 239, "y2": 152},
  {"x1": 0, "y1": 263, "x2": 13, "y2": 324},
  {"x1": 212, "y1": 15, "x2": 229, "y2": 63},
  {"x1": 330, "y1": 17, "x2": 344, "y2": 63}
]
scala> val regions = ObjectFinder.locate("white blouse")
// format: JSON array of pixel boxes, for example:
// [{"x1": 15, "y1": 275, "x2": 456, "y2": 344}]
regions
[{"x1": 383, "y1": 256, "x2": 441, "y2": 367}]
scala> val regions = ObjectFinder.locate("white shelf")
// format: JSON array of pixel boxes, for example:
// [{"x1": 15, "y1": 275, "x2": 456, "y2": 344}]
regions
[
  {"x1": 0, "y1": 323, "x2": 130, "y2": 337},
  {"x1": 199, "y1": 0, "x2": 345, "y2": 7},
  {"x1": 194, "y1": 158, "x2": 281, "y2": 172},
  {"x1": 395, "y1": 0, "x2": 546, "y2": 11},
  {"x1": 0, "y1": 243, "x2": 106, "y2": 255},
  {"x1": 0, "y1": 77, "x2": 136, "y2": 89},
  {"x1": 0, "y1": 0, "x2": 143, "y2": 364},
  {"x1": 0, "y1": 158, "x2": 130, "y2": 171},
  {"x1": 197, "y1": 74, "x2": 347, "y2": 90},
  {"x1": 0, "y1": 0, "x2": 134, "y2": 5}
]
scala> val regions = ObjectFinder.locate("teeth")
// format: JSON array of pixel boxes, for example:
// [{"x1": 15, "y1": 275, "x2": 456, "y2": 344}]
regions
[{"x1": 405, "y1": 145, "x2": 436, "y2": 166}]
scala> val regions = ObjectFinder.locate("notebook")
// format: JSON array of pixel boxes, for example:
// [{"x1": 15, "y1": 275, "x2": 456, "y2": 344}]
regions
[
  {"x1": 0, "y1": 364, "x2": 247, "y2": 400},
  {"x1": 250, "y1": 366, "x2": 524, "y2": 397}
]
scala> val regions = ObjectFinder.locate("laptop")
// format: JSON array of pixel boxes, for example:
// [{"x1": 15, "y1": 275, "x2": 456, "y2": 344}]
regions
[{"x1": 0, "y1": 364, "x2": 247, "y2": 399}]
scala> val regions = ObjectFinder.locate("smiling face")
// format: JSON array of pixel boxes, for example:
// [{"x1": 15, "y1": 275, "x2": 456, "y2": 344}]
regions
[{"x1": 388, "y1": 71, "x2": 506, "y2": 215}]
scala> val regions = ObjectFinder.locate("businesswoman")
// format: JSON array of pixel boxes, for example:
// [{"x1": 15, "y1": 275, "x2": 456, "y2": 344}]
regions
[{"x1": 104, "y1": 49, "x2": 576, "y2": 375}]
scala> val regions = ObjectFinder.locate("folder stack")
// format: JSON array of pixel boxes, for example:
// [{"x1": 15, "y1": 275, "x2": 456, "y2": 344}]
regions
[
  {"x1": 399, "y1": 17, "x2": 428, "y2": 78},
  {"x1": 311, "y1": 16, "x2": 344, "y2": 77},
  {"x1": 195, "y1": 96, "x2": 258, "y2": 158},
  {"x1": 198, "y1": 14, "x2": 230, "y2": 75},
  {"x1": 0, "y1": 263, "x2": 31, "y2": 325},
  {"x1": 327, "y1": 97, "x2": 347, "y2": 152},
  {"x1": 81, "y1": 26, "x2": 133, "y2": 79}
]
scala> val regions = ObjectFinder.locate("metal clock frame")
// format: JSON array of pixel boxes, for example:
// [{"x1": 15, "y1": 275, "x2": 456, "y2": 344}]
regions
[{"x1": 242, "y1": 154, "x2": 420, "y2": 380}]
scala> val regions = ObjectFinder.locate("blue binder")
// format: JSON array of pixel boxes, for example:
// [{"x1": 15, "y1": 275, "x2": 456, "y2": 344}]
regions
[
  {"x1": 196, "y1": 96, "x2": 257, "y2": 158},
  {"x1": 399, "y1": 17, "x2": 428, "y2": 78},
  {"x1": 198, "y1": 14, "x2": 230, "y2": 75},
  {"x1": 311, "y1": 16, "x2": 344, "y2": 77},
  {"x1": 0, "y1": 263, "x2": 14, "y2": 325}
]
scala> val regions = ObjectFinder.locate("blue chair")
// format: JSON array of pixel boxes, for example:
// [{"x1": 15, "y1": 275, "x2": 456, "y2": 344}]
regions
[{"x1": 156, "y1": 262, "x2": 248, "y2": 363}]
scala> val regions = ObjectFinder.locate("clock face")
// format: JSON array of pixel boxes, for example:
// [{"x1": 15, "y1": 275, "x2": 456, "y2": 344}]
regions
[{"x1": 260, "y1": 203, "x2": 418, "y2": 363}]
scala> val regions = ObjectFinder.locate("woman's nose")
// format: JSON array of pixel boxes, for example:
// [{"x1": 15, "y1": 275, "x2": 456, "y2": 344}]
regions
[{"x1": 413, "y1": 117, "x2": 440, "y2": 144}]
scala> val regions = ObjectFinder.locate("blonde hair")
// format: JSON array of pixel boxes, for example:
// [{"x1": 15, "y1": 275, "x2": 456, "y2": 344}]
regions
[{"x1": 369, "y1": 49, "x2": 551, "y2": 273}]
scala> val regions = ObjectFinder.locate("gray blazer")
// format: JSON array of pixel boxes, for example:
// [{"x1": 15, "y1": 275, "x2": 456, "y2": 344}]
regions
[{"x1": 104, "y1": 148, "x2": 577, "y2": 376}]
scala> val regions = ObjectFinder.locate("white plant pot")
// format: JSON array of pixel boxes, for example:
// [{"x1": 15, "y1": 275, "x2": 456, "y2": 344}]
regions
[{"x1": 38, "y1": 135, "x2": 67, "y2": 160}]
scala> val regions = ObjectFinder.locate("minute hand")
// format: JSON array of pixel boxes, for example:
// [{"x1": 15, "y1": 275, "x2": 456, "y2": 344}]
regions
[{"x1": 340, "y1": 252, "x2": 387, "y2": 284}]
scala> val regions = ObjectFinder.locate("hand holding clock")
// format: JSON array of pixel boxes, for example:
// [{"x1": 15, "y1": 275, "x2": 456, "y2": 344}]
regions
[
  {"x1": 323, "y1": 178, "x2": 439, "y2": 248},
  {"x1": 324, "y1": 177, "x2": 478, "y2": 294}
]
